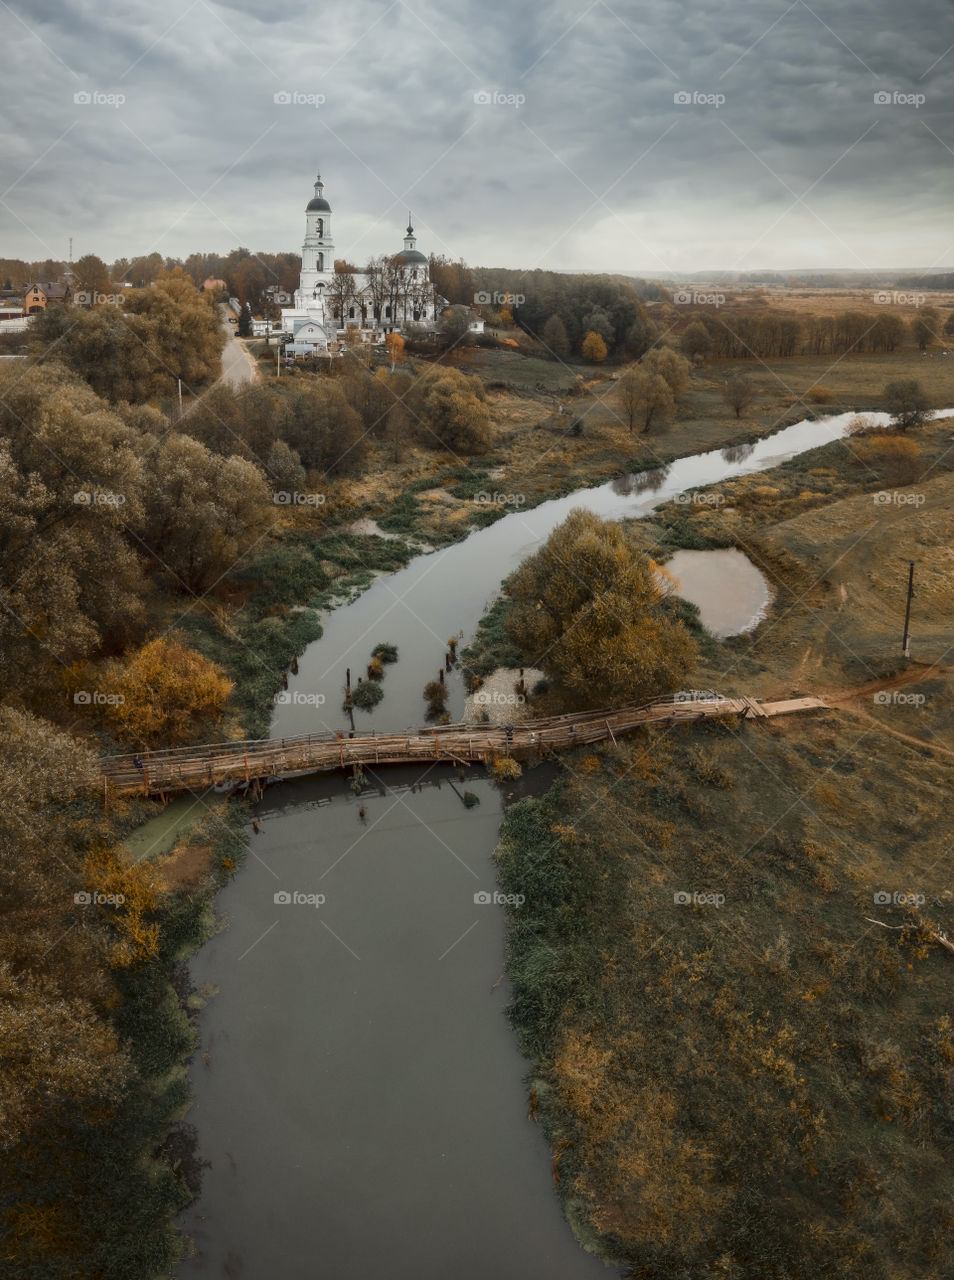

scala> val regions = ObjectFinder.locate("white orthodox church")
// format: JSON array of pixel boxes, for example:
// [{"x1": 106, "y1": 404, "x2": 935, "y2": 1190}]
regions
[{"x1": 280, "y1": 171, "x2": 444, "y2": 352}]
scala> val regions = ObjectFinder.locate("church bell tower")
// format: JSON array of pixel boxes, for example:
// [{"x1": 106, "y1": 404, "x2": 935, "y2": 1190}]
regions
[{"x1": 297, "y1": 170, "x2": 334, "y2": 306}]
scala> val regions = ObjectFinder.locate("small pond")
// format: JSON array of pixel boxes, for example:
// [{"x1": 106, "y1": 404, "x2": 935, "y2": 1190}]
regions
[{"x1": 666, "y1": 547, "x2": 773, "y2": 638}]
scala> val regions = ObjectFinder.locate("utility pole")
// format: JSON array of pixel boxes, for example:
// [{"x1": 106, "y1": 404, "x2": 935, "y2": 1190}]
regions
[{"x1": 901, "y1": 559, "x2": 916, "y2": 658}]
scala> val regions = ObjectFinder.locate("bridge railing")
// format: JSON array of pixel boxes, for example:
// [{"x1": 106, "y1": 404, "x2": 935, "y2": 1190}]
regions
[{"x1": 96, "y1": 698, "x2": 702, "y2": 774}]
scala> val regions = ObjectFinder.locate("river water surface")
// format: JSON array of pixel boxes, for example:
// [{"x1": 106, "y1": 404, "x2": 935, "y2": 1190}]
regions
[{"x1": 177, "y1": 408, "x2": 940, "y2": 1277}]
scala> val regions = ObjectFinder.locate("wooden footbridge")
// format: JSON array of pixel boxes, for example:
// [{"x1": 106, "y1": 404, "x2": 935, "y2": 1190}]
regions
[{"x1": 96, "y1": 693, "x2": 827, "y2": 800}]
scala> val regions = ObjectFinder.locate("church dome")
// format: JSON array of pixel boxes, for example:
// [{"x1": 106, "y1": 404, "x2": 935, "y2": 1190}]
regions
[
  {"x1": 395, "y1": 248, "x2": 427, "y2": 265},
  {"x1": 307, "y1": 196, "x2": 331, "y2": 212}
]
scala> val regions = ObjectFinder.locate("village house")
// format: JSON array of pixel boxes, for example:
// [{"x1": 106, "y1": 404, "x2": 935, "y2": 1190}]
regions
[{"x1": 23, "y1": 281, "x2": 71, "y2": 313}]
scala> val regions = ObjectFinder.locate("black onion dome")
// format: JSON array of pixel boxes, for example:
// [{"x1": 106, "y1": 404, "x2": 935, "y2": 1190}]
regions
[
  {"x1": 306, "y1": 196, "x2": 331, "y2": 212},
  {"x1": 395, "y1": 248, "x2": 428, "y2": 265}
]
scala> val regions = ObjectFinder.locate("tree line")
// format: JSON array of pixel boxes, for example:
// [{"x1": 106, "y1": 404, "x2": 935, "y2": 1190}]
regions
[{"x1": 678, "y1": 306, "x2": 951, "y2": 361}]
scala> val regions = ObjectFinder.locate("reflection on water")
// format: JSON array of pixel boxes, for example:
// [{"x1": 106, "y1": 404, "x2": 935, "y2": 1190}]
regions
[
  {"x1": 610, "y1": 464, "x2": 671, "y2": 496},
  {"x1": 721, "y1": 440, "x2": 756, "y2": 464},
  {"x1": 667, "y1": 547, "x2": 773, "y2": 638}
]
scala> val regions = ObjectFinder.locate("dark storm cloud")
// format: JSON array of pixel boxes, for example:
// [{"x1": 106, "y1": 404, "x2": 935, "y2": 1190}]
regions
[{"x1": 1, "y1": 0, "x2": 952, "y2": 271}]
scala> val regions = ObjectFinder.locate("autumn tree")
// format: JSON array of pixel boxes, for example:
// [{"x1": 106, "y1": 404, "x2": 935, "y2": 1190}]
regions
[
  {"x1": 0, "y1": 707, "x2": 129, "y2": 1148},
  {"x1": 883, "y1": 378, "x2": 931, "y2": 431},
  {"x1": 506, "y1": 509, "x2": 696, "y2": 709},
  {"x1": 73, "y1": 253, "x2": 112, "y2": 300},
  {"x1": 126, "y1": 267, "x2": 224, "y2": 385},
  {"x1": 141, "y1": 434, "x2": 271, "y2": 590},
  {"x1": 438, "y1": 304, "x2": 476, "y2": 351},
  {"x1": 582, "y1": 331, "x2": 608, "y2": 364},
  {"x1": 385, "y1": 330, "x2": 406, "y2": 370},
  {"x1": 32, "y1": 270, "x2": 223, "y2": 401},
  {"x1": 429, "y1": 255, "x2": 476, "y2": 306},
  {"x1": 724, "y1": 372, "x2": 756, "y2": 418},
  {"x1": 0, "y1": 365, "x2": 148, "y2": 695},
  {"x1": 911, "y1": 306, "x2": 941, "y2": 353},
  {"x1": 616, "y1": 369, "x2": 675, "y2": 433},
  {"x1": 266, "y1": 439, "x2": 306, "y2": 494},
  {"x1": 641, "y1": 346, "x2": 691, "y2": 399},
  {"x1": 680, "y1": 320, "x2": 712, "y2": 360},
  {"x1": 407, "y1": 367, "x2": 493, "y2": 454},
  {"x1": 582, "y1": 308, "x2": 615, "y2": 350},
  {"x1": 541, "y1": 314, "x2": 570, "y2": 359},
  {"x1": 100, "y1": 633, "x2": 232, "y2": 746},
  {"x1": 281, "y1": 381, "x2": 369, "y2": 475},
  {"x1": 30, "y1": 303, "x2": 162, "y2": 402}
]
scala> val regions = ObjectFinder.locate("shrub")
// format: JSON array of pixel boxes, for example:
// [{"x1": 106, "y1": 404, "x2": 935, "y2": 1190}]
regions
[
  {"x1": 423, "y1": 679, "x2": 449, "y2": 719},
  {"x1": 491, "y1": 755, "x2": 523, "y2": 782},
  {"x1": 806, "y1": 385, "x2": 835, "y2": 404},
  {"x1": 367, "y1": 656, "x2": 384, "y2": 681},
  {"x1": 372, "y1": 642, "x2": 399, "y2": 664},
  {"x1": 853, "y1": 434, "x2": 921, "y2": 484},
  {"x1": 349, "y1": 681, "x2": 384, "y2": 711}
]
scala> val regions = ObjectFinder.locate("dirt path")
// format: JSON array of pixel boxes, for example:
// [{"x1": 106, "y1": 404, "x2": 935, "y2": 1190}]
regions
[
  {"x1": 832, "y1": 706, "x2": 954, "y2": 758},
  {"x1": 818, "y1": 663, "x2": 954, "y2": 758},
  {"x1": 820, "y1": 662, "x2": 946, "y2": 703}
]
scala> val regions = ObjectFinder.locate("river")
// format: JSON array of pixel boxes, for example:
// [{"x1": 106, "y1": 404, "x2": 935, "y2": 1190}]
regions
[{"x1": 176, "y1": 407, "x2": 938, "y2": 1278}]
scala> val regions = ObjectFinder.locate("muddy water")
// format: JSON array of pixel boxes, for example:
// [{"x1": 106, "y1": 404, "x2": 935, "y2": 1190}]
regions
[
  {"x1": 667, "y1": 547, "x2": 773, "y2": 638},
  {"x1": 176, "y1": 768, "x2": 615, "y2": 1278},
  {"x1": 177, "y1": 408, "x2": 940, "y2": 1277}
]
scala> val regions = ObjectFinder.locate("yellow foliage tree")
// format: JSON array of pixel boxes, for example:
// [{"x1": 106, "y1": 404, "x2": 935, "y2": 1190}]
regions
[
  {"x1": 582, "y1": 330, "x2": 608, "y2": 364},
  {"x1": 81, "y1": 844, "x2": 163, "y2": 967},
  {"x1": 506, "y1": 509, "x2": 697, "y2": 710},
  {"x1": 101, "y1": 633, "x2": 233, "y2": 747},
  {"x1": 385, "y1": 331, "x2": 406, "y2": 369}
]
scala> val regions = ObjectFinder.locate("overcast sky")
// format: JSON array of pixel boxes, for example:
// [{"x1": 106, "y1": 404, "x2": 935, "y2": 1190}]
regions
[{"x1": 2, "y1": 0, "x2": 953, "y2": 274}]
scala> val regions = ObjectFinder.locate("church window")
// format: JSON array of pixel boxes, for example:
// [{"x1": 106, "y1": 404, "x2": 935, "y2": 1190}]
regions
[
  {"x1": 385, "y1": 305, "x2": 392, "y2": 319},
  {"x1": 317, "y1": 254, "x2": 324, "y2": 271},
  {"x1": 348, "y1": 306, "x2": 355, "y2": 318},
  {"x1": 316, "y1": 219, "x2": 323, "y2": 236}
]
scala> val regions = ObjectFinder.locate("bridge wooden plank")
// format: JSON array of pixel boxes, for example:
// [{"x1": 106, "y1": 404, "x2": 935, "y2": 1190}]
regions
[{"x1": 94, "y1": 696, "x2": 828, "y2": 796}]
